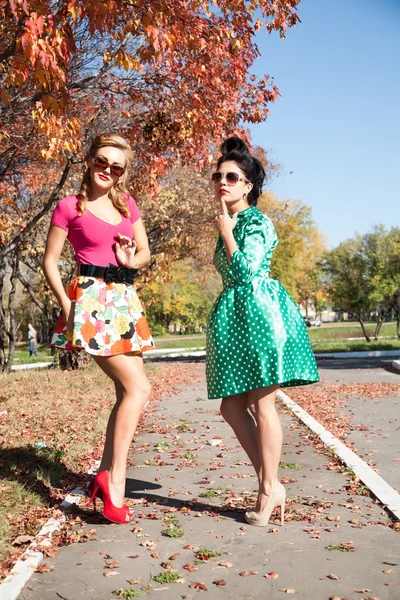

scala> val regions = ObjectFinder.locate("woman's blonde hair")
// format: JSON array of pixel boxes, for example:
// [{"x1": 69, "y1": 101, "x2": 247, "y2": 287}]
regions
[{"x1": 77, "y1": 134, "x2": 133, "y2": 216}]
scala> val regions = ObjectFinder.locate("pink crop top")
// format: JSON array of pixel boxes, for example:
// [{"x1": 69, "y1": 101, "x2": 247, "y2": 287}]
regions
[{"x1": 51, "y1": 195, "x2": 141, "y2": 266}]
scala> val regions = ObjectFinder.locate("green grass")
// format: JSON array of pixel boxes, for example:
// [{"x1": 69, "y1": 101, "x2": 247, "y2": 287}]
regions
[
  {"x1": 308, "y1": 322, "x2": 397, "y2": 341},
  {"x1": 279, "y1": 461, "x2": 301, "y2": 469},
  {"x1": 175, "y1": 423, "x2": 191, "y2": 432},
  {"x1": 153, "y1": 335, "x2": 206, "y2": 350},
  {"x1": 153, "y1": 571, "x2": 183, "y2": 584},
  {"x1": 162, "y1": 525, "x2": 184, "y2": 538},
  {"x1": 326, "y1": 544, "x2": 352, "y2": 552},
  {"x1": 312, "y1": 339, "x2": 400, "y2": 353},
  {"x1": 194, "y1": 548, "x2": 222, "y2": 563},
  {"x1": 112, "y1": 589, "x2": 140, "y2": 598},
  {"x1": 153, "y1": 442, "x2": 170, "y2": 452},
  {"x1": 199, "y1": 488, "x2": 230, "y2": 498},
  {"x1": 152, "y1": 323, "x2": 400, "y2": 354}
]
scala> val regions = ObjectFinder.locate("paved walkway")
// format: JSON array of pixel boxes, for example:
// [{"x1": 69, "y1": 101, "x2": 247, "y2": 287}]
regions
[{"x1": 20, "y1": 362, "x2": 399, "y2": 600}]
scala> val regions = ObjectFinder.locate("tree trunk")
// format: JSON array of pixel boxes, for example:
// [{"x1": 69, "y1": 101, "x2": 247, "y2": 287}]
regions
[
  {"x1": 358, "y1": 317, "x2": 371, "y2": 342},
  {"x1": 0, "y1": 261, "x2": 6, "y2": 371},
  {"x1": 374, "y1": 319, "x2": 383, "y2": 341},
  {"x1": 5, "y1": 256, "x2": 19, "y2": 373}
]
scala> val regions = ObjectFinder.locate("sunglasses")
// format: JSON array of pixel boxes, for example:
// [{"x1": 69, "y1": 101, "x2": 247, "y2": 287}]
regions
[
  {"x1": 93, "y1": 155, "x2": 125, "y2": 178},
  {"x1": 211, "y1": 172, "x2": 250, "y2": 185}
]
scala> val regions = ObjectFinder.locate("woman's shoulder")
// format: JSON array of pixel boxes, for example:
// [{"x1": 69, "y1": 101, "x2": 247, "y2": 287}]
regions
[
  {"x1": 245, "y1": 207, "x2": 275, "y2": 231},
  {"x1": 124, "y1": 194, "x2": 141, "y2": 222},
  {"x1": 55, "y1": 195, "x2": 80, "y2": 212}
]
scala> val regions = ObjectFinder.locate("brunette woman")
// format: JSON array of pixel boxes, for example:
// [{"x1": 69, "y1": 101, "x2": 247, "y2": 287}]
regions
[{"x1": 207, "y1": 137, "x2": 319, "y2": 527}]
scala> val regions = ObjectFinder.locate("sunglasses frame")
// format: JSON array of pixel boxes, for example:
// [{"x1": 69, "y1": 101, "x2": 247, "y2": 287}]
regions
[
  {"x1": 93, "y1": 155, "x2": 125, "y2": 178},
  {"x1": 211, "y1": 171, "x2": 250, "y2": 186}
]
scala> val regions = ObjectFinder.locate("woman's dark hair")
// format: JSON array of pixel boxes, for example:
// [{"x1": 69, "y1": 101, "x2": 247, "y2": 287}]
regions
[{"x1": 217, "y1": 136, "x2": 265, "y2": 206}]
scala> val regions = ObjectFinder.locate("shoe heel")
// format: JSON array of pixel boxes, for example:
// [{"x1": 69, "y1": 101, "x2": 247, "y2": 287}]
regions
[{"x1": 90, "y1": 483, "x2": 99, "y2": 503}]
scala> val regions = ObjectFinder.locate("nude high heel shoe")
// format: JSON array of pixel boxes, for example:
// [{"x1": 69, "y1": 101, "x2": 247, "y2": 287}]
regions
[{"x1": 245, "y1": 482, "x2": 286, "y2": 527}]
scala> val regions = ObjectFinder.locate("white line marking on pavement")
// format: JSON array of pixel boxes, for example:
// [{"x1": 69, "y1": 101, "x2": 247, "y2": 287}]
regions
[{"x1": 279, "y1": 391, "x2": 400, "y2": 521}]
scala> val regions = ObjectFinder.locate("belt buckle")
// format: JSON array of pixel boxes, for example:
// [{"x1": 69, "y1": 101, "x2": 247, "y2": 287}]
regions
[{"x1": 116, "y1": 267, "x2": 128, "y2": 283}]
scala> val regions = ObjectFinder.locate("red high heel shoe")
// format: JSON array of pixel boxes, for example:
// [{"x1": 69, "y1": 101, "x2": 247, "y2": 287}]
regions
[
  {"x1": 87, "y1": 478, "x2": 102, "y2": 500},
  {"x1": 90, "y1": 470, "x2": 132, "y2": 524}
]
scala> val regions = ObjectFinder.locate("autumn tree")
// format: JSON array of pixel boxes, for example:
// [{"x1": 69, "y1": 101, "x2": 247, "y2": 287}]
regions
[
  {"x1": 258, "y1": 192, "x2": 326, "y2": 303},
  {"x1": 0, "y1": 0, "x2": 302, "y2": 371},
  {"x1": 142, "y1": 259, "x2": 220, "y2": 333}
]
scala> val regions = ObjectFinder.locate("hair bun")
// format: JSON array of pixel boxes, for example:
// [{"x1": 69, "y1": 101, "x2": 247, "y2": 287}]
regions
[{"x1": 220, "y1": 136, "x2": 250, "y2": 157}]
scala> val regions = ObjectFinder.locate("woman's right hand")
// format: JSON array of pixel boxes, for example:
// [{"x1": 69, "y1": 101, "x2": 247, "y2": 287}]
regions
[{"x1": 61, "y1": 299, "x2": 74, "y2": 331}]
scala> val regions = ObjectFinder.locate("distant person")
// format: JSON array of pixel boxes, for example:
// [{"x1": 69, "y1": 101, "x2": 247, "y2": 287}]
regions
[
  {"x1": 27, "y1": 324, "x2": 38, "y2": 357},
  {"x1": 206, "y1": 137, "x2": 319, "y2": 527},
  {"x1": 43, "y1": 134, "x2": 154, "y2": 524}
]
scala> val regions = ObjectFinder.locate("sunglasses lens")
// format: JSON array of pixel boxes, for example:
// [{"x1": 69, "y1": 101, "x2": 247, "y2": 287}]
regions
[
  {"x1": 94, "y1": 156, "x2": 124, "y2": 177},
  {"x1": 211, "y1": 172, "x2": 222, "y2": 183},
  {"x1": 94, "y1": 156, "x2": 108, "y2": 168},
  {"x1": 111, "y1": 166, "x2": 124, "y2": 177},
  {"x1": 226, "y1": 173, "x2": 240, "y2": 184}
]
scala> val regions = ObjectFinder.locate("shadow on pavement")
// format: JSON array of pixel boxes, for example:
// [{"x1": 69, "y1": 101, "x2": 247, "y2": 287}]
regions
[{"x1": 125, "y1": 477, "x2": 245, "y2": 523}]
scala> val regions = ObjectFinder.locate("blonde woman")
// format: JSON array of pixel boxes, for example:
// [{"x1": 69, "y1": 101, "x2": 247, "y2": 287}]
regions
[{"x1": 44, "y1": 134, "x2": 154, "y2": 523}]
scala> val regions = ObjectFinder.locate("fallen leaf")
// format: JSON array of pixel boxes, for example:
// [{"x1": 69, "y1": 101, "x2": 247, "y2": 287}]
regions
[
  {"x1": 239, "y1": 571, "x2": 257, "y2": 576},
  {"x1": 219, "y1": 561, "x2": 233, "y2": 568},
  {"x1": 161, "y1": 562, "x2": 173, "y2": 570},
  {"x1": 213, "y1": 579, "x2": 227, "y2": 586},
  {"x1": 189, "y1": 582, "x2": 208, "y2": 591},
  {"x1": 103, "y1": 571, "x2": 119, "y2": 577},
  {"x1": 35, "y1": 563, "x2": 53, "y2": 573},
  {"x1": 183, "y1": 544, "x2": 195, "y2": 550},
  {"x1": 265, "y1": 572, "x2": 279, "y2": 579},
  {"x1": 383, "y1": 569, "x2": 392, "y2": 574},
  {"x1": 12, "y1": 535, "x2": 34, "y2": 546},
  {"x1": 127, "y1": 579, "x2": 140, "y2": 584},
  {"x1": 169, "y1": 553, "x2": 180, "y2": 560},
  {"x1": 355, "y1": 590, "x2": 371, "y2": 594},
  {"x1": 105, "y1": 560, "x2": 119, "y2": 569},
  {"x1": 183, "y1": 564, "x2": 198, "y2": 572},
  {"x1": 327, "y1": 574, "x2": 340, "y2": 580},
  {"x1": 279, "y1": 589, "x2": 296, "y2": 594},
  {"x1": 151, "y1": 552, "x2": 160, "y2": 559}
]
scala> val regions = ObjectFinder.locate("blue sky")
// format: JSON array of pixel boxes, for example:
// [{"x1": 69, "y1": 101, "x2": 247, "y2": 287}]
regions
[{"x1": 249, "y1": 0, "x2": 399, "y2": 248}]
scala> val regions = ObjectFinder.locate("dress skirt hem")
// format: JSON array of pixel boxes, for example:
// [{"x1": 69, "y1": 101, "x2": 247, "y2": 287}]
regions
[
  {"x1": 207, "y1": 376, "x2": 319, "y2": 400},
  {"x1": 51, "y1": 276, "x2": 155, "y2": 357}
]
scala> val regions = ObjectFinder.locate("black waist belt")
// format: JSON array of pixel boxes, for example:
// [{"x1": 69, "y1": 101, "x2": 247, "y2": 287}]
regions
[{"x1": 77, "y1": 263, "x2": 137, "y2": 285}]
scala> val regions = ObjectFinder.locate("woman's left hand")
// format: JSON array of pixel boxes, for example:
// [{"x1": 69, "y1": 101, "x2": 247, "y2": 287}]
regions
[
  {"x1": 214, "y1": 198, "x2": 237, "y2": 238},
  {"x1": 115, "y1": 233, "x2": 138, "y2": 268}
]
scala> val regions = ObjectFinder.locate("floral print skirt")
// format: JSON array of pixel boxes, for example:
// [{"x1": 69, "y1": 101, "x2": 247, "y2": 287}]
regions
[{"x1": 51, "y1": 276, "x2": 155, "y2": 356}]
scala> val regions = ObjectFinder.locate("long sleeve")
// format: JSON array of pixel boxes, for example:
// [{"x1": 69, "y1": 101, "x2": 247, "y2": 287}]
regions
[{"x1": 228, "y1": 217, "x2": 276, "y2": 285}]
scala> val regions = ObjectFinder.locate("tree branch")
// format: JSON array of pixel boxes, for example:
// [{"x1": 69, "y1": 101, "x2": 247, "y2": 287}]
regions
[
  {"x1": 1, "y1": 160, "x2": 72, "y2": 259},
  {"x1": 17, "y1": 271, "x2": 46, "y2": 314}
]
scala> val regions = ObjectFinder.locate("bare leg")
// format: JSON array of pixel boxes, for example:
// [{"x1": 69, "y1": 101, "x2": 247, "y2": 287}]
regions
[
  {"x1": 220, "y1": 393, "x2": 262, "y2": 483},
  {"x1": 98, "y1": 381, "x2": 123, "y2": 473},
  {"x1": 93, "y1": 353, "x2": 151, "y2": 508},
  {"x1": 247, "y1": 385, "x2": 282, "y2": 512}
]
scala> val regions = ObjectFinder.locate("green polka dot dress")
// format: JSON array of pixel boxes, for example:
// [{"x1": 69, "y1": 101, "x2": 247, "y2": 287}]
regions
[{"x1": 206, "y1": 206, "x2": 319, "y2": 399}]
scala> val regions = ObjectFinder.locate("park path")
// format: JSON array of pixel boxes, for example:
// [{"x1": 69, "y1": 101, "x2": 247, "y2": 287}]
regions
[{"x1": 20, "y1": 362, "x2": 399, "y2": 600}]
